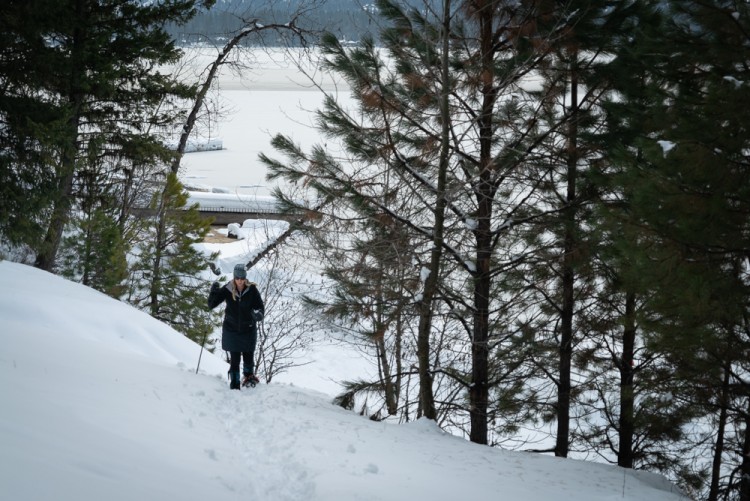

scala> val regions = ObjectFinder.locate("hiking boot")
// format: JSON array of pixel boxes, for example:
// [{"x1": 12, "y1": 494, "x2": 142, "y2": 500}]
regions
[{"x1": 229, "y1": 371, "x2": 241, "y2": 390}]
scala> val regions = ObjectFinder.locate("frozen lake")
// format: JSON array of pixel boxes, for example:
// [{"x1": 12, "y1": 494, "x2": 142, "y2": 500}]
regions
[{"x1": 175, "y1": 48, "x2": 352, "y2": 198}]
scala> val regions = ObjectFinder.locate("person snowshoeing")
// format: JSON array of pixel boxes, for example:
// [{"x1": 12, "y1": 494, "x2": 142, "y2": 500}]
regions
[{"x1": 208, "y1": 263, "x2": 265, "y2": 389}]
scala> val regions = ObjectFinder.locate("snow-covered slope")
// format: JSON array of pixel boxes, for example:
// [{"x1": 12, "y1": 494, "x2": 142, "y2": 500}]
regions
[{"x1": 0, "y1": 261, "x2": 686, "y2": 501}]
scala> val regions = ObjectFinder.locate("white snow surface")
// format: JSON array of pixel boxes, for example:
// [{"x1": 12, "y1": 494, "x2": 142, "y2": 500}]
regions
[
  {"x1": 0, "y1": 260, "x2": 686, "y2": 501},
  {"x1": 187, "y1": 191, "x2": 280, "y2": 212},
  {"x1": 657, "y1": 140, "x2": 677, "y2": 157}
]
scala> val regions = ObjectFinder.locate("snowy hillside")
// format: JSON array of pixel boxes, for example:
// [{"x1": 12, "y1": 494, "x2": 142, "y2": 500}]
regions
[{"x1": 0, "y1": 260, "x2": 687, "y2": 501}]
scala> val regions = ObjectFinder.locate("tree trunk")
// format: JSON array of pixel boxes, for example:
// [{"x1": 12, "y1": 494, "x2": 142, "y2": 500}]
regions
[
  {"x1": 149, "y1": 27, "x2": 259, "y2": 313},
  {"x1": 168, "y1": 33, "x2": 248, "y2": 176},
  {"x1": 618, "y1": 291, "x2": 636, "y2": 467},
  {"x1": 394, "y1": 305, "x2": 403, "y2": 413},
  {"x1": 741, "y1": 398, "x2": 750, "y2": 501},
  {"x1": 415, "y1": 303, "x2": 436, "y2": 419},
  {"x1": 376, "y1": 336, "x2": 398, "y2": 415},
  {"x1": 556, "y1": 266, "x2": 573, "y2": 457},
  {"x1": 415, "y1": 0, "x2": 453, "y2": 421},
  {"x1": 465, "y1": 0, "x2": 501, "y2": 447},
  {"x1": 35, "y1": 0, "x2": 85, "y2": 271},
  {"x1": 470, "y1": 184, "x2": 492, "y2": 445},
  {"x1": 374, "y1": 274, "x2": 398, "y2": 416},
  {"x1": 556, "y1": 60, "x2": 579, "y2": 458},
  {"x1": 35, "y1": 167, "x2": 76, "y2": 271},
  {"x1": 708, "y1": 365, "x2": 730, "y2": 501}
]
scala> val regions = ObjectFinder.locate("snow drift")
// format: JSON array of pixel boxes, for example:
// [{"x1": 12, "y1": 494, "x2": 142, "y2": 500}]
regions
[{"x1": 0, "y1": 261, "x2": 686, "y2": 501}]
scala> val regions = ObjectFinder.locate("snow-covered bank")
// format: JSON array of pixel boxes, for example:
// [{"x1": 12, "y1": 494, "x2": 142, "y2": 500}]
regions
[{"x1": 0, "y1": 260, "x2": 687, "y2": 501}]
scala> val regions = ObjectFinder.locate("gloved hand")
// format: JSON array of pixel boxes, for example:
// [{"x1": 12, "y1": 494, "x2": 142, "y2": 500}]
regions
[
  {"x1": 211, "y1": 281, "x2": 220, "y2": 291},
  {"x1": 253, "y1": 310, "x2": 264, "y2": 322}
]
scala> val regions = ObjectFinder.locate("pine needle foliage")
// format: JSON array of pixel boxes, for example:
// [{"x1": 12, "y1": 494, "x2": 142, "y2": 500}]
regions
[{"x1": 128, "y1": 173, "x2": 218, "y2": 346}]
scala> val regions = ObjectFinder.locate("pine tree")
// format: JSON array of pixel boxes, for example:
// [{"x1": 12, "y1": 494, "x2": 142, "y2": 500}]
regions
[
  {"x1": 0, "y1": 0, "x2": 213, "y2": 270},
  {"x1": 59, "y1": 207, "x2": 129, "y2": 298},
  {"x1": 307, "y1": 217, "x2": 414, "y2": 418},
  {"x1": 128, "y1": 173, "x2": 218, "y2": 345},
  {"x1": 263, "y1": 8, "x2": 454, "y2": 423},
  {"x1": 263, "y1": 0, "x2": 569, "y2": 443},
  {"x1": 492, "y1": 0, "x2": 657, "y2": 458},
  {"x1": 593, "y1": 0, "x2": 750, "y2": 496},
  {"x1": 0, "y1": 0, "x2": 64, "y2": 250}
]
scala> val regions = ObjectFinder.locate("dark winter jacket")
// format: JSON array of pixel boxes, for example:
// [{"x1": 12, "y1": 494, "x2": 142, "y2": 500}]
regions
[{"x1": 208, "y1": 280, "x2": 264, "y2": 352}]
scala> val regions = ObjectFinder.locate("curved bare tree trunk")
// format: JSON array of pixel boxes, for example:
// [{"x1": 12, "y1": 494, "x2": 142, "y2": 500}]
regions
[{"x1": 150, "y1": 18, "x2": 308, "y2": 311}]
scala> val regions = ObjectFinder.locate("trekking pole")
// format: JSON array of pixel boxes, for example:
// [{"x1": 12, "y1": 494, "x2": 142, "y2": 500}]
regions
[
  {"x1": 260, "y1": 318, "x2": 268, "y2": 381},
  {"x1": 196, "y1": 330, "x2": 208, "y2": 374}
]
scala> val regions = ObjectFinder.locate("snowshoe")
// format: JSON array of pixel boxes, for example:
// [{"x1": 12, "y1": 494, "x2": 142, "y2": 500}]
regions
[{"x1": 242, "y1": 374, "x2": 260, "y2": 388}]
